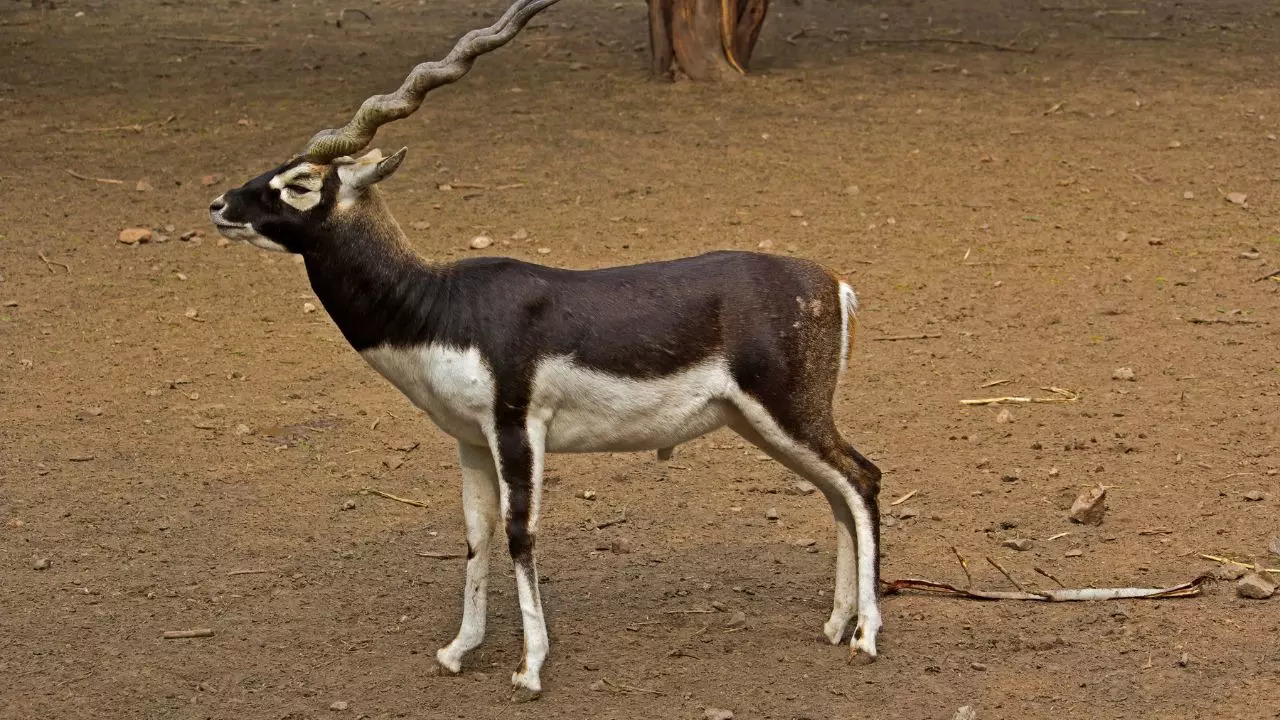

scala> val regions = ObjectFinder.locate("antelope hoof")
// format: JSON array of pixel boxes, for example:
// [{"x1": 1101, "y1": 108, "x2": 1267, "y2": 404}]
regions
[
  {"x1": 850, "y1": 646, "x2": 878, "y2": 665},
  {"x1": 433, "y1": 648, "x2": 463, "y2": 676},
  {"x1": 511, "y1": 683, "x2": 541, "y2": 703},
  {"x1": 823, "y1": 617, "x2": 849, "y2": 645}
]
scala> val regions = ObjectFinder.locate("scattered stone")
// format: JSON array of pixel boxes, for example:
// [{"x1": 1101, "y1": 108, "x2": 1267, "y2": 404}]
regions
[
  {"x1": 710, "y1": 600, "x2": 727, "y2": 612},
  {"x1": 184, "y1": 307, "x2": 200, "y2": 320},
  {"x1": 724, "y1": 611, "x2": 747, "y2": 629},
  {"x1": 180, "y1": 230, "x2": 203, "y2": 241},
  {"x1": 970, "y1": 661, "x2": 988, "y2": 671},
  {"x1": 341, "y1": 499, "x2": 357, "y2": 511},
  {"x1": 67, "y1": 454, "x2": 95, "y2": 462},
  {"x1": 704, "y1": 709, "x2": 734, "y2": 720},
  {"x1": 795, "y1": 538, "x2": 817, "y2": 547},
  {"x1": 1243, "y1": 490, "x2": 1265, "y2": 502},
  {"x1": 568, "y1": 62, "x2": 589, "y2": 71},
  {"x1": 32, "y1": 558, "x2": 50, "y2": 571},
  {"x1": 1236, "y1": 572, "x2": 1276, "y2": 600},
  {"x1": 1048, "y1": 467, "x2": 1060, "y2": 477},
  {"x1": 468, "y1": 235, "x2": 493, "y2": 250},
  {"x1": 1064, "y1": 549, "x2": 1083, "y2": 558},
  {"x1": 201, "y1": 174, "x2": 223, "y2": 187},
  {"x1": 995, "y1": 408, "x2": 1013, "y2": 424},
  {"x1": 1177, "y1": 653, "x2": 1191, "y2": 668},
  {"x1": 1068, "y1": 484, "x2": 1107, "y2": 525},
  {"x1": 756, "y1": 239, "x2": 774, "y2": 250},
  {"x1": 2, "y1": 300, "x2": 16, "y2": 307},
  {"x1": 784, "y1": 480, "x2": 816, "y2": 495},
  {"x1": 233, "y1": 423, "x2": 253, "y2": 436},
  {"x1": 1269, "y1": 537, "x2": 1280, "y2": 558},
  {"x1": 1224, "y1": 191, "x2": 1248, "y2": 207},
  {"x1": 896, "y1": 506, "x2": 919, "y2": 520},
  {"x1": 764, "y1": 507, "x2": 779, "y2": 520},
  {"x1": 152, "y1": 231, "x2": 170, "y2": 244},
  {"x1": 302, "y1": 302, "x2": 317, "y2": 314},
  {"x1": 1111, "y1": 367, "x2": 1135, "y2": 382},
  {"x1": 1240, "y1": 248, "x2": 1261, "y2": 260},
  {"x1": 1002, "y1": 538, "x2": 1033, "y2": 552},
  {"x1": 511, "y1": 228, "x2": 529, "y2": 241},
  {"x1": 536, "y1": 247, "x2": 551, "y2": 255},
  {"x1": 789, "y1": 209, "x2": 804, "y2": 218},
  {"x1": 215, "y1": 237, "x2": 230, "y2": 248},
  {"x1": 1209, "y1": 564, "x2": 1245, "y2": 582},
  {"x1": 953, "y1": 707, "x2": 977, "y2": 720},
  {"x1": 609, "y1": 537, "x2": 632, "y2": 554},
  {"x1": 410, "y1": 220, "x2": 431, "y2": 231},
  {"x1": 581, "y1": 489, "x2": 596, "y2": 500},
  {"x1": 118, "y1": 227, "x2": 152, "y2": 245},
  {"x1": 975, "y1": 458, "x2": 990, "y2": 469},
  {"x1": 1001, "y1": 472, "x2": 1020, "y2": 483},
  {"x1": 136, "y1": 180, "x2": 154, "y2": 192},
  {"x1": 329, "y1": 700, "x2": 349, "y2": 712},
  {"x1": 1181, "y1": 190, "x2": 1194, "y2": 200}
]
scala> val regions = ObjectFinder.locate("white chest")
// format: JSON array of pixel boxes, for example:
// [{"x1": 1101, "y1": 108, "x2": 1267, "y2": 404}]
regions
[{"x1": 360, "y1": 344, "x2": 496, "y2": 446}]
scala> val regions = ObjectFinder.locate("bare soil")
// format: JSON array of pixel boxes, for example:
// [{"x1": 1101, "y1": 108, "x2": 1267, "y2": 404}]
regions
[{"x1": 2, "y1": 1, "x2": 1278, "y2": 718}]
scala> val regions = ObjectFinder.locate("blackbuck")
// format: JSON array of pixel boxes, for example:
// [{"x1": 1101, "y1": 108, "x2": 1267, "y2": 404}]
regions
[{"x1": 209, "y1": 0, "x2": 882, "y2": 701}]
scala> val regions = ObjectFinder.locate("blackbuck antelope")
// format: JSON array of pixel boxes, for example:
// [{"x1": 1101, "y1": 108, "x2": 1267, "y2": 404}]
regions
[{"x1": 209, "y1": 0, "x2": 882, "y2": 702}]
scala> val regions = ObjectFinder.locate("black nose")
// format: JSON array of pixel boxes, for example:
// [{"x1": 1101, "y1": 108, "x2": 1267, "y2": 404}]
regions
[{"x1": 209, "y1": 197, "x2": 226, "y2": 213}]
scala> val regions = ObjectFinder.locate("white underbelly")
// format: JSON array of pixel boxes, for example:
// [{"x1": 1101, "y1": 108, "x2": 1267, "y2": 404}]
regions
[{"x1": 530, "y1": 356, "x2": 735, "y2": 453}]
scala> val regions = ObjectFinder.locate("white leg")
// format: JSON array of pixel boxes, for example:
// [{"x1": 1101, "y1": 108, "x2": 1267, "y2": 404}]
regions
[
  {"x1": 730, "y1": 396, "x2": 881, "y2": 661},
  {"x1": 491, "y1": 421, "x2": 549, "y2": 702},
  {"x1": 436, "y1": 442, "x2": 501, "y2": 673}
]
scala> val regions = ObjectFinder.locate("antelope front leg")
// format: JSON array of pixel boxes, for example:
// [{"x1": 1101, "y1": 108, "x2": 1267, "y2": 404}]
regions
[
  {"x1": 492, "y1": 422, "x2": 549, "y2": 702},
  {"x1": 435, "y1": 442, "x2": 501, "y2": 674}
]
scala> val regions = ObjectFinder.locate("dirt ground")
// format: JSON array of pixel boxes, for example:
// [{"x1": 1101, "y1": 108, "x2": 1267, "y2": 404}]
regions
[{"x1": 2, "y1": 0, "x2": 1278, "y2": 718}]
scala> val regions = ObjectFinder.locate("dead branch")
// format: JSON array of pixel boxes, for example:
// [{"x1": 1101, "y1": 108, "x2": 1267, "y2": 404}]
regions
[
  {"x1": 37, "y1": 251, "x2": 70, "y2": 274},
  {"x1": 596, "y1": 512, "x2": 628, "y2": 529},
  {"x1": 1187, "y1": 317, "x2": 1259, "y2": 325},
  {"x1": 863, "y1": 37, "x2": 1036, "y2": 53},
  {"x1": 883, "y1": 574, "x2": 1207, "y2": 601},
  {"x1": 979, "y1": 378, "x2": 1014, "y2": 388},
  {"x1": 64, "y1": 169, "x2": 124, "y2": 185},
  {"x1": 362, "y1": 487, "x2": 428, "y2": 508},
  {"x1": 1255, "y1": 269, "x2": 1279, "y2": 283},
  {"x1": 162, "y1": 628, "x2": 214, "y2": 639},
  {"x1": 873, "y1": 333, "x2": 942, "y2": 342},
  {"x1": 1034, "y1": 567, "x2": 1067, "y2": 589},
  {"x1": 952, "y1": 546, "x2": 973, "y2": 587},
  {"x1": 986, "y1": 556, "x2": 1035, "y2": 595},
  {"x1": 417, "y1": 551, "x2": 465, "y2": 560},
  {"x1": 226, "y1": 568, "x2": 272, "y2": 576}
]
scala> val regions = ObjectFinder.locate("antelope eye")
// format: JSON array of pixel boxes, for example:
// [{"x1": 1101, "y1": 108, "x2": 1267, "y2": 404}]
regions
[{"x1": 285, "y1": 183, "x2": 312, "y2": 194}]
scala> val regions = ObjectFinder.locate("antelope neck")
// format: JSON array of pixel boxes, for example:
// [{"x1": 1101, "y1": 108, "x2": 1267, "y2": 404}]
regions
[{"x1": 302, "y1": 217, "x2": 447, "y2": 352}]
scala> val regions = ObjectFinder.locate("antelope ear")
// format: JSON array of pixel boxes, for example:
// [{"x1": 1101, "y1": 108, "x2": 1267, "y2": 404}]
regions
[{"x1": 337, "y1": 147, "x2": 407, "y2": 190}]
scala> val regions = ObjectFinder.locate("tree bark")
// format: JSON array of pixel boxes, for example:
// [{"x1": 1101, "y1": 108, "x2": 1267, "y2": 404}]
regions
[{"x1": 648, "y1": 0, "x2": 769, "y2": 81}]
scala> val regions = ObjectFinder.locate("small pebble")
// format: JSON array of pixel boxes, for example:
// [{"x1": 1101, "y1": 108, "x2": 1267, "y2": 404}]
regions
[
  {"x1": 1111, "y1": 367, "x2": 1136, "y2": 382},
  {"x1": 724, "y1": 611, "x2": 747, "y2": 629},
  {"x1": 704, "y1": 709, "x2": 734, "y2": 720},
  {"x1": 1177, "y1": 653, "x2": 1191, "y2": 668},
  {"x1": 995, "y1": 408, "x2": 1014, "y2": 424},
  {"x1": 795, "y1": 538, "x2": 817, "y2": 547},
  {"x1": 1064, "y1": 549, "x2": 1083, "y2": 558},
  {"x1": 468, "y1": 235, "x2": 493, "y2": 250},
  {"x1": 233, "y1": 423, "x2": 253, "y2": 436},
  {"x1": 302, "y1": 302, "x2": 317, "y2": 314},
  {"x1": 32, "y1": 558, "x2": 50, "y2": 571},
  {"x1": 341, "y1": 499, "x2": 356, "y2": 511},
  {"x1": 536, "y1": 247, "x2": 551, "y2": 255},
  {"x1": 710, "y1": 600, "x2": 727, "y2": 612},
  {"x1": 1243, "y1": 490, "x2": 1265, "y2": 502},
  {"x1": 609, "y1": 537, "x2": 632, "y2": 554},
  {"x1": 1002, "y1": 538, "x2": 1033, "y2": 552},
  {"x1": 1068, "y1": 484, "x2": 1107, "y2": 525},
  {"x1": 410, "y1": 220, "x2": 431, "y2": 231},
  {"x1": 970, "y1": 661, "x2": 988, "y2": 671},
  {"x1": 581, "y1": 490, "x2": 596, "y2": 500},
  {"x1": 118, "y1": 227, "x2": 152, "y2": 245},
  {"x1": 764, "y1": 507, "x2": 779, "y2": 520},
  {"x1": 896, "y1": 506, "x2": 919, "y2": 520},
  {"x1": 1268, "y1": 537, "x2": 1280, "y2": 558},
  {"x1": 329, "y1": 700, "x2": 349, "y2": 711},
  {"x1": 953, "y1": 707, "x2": 977, "y2": 720},
  {"x1": 511, "y1": 228, "x2": 529, "y2": 241}
]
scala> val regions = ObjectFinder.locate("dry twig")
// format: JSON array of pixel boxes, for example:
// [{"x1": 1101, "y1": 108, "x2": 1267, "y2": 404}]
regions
[
  {"x1": 873, "y1": 333, "x2": 941, "y2": 342},
  {"x1": 1198, "y1": 554, "x2": 1280, "y2": 575},
  {"x1": 417, "y1": 551, "x2": 465, "y2": 560},
  {"x1": 960, "y1": 387, "x2": 1079, "y2": 406},
  {"x1": 362, "y1": 487, "x2": 428, "y2": 508},
  {"x1": 226, "y1": 568, "x2": 272, "y2": 576},
  {"x1": 157, "y1": 34, "x2": 262, "y2": 44},
  {"x1": 38, "y1": 251, "x2": 70, "y2": 274},
  {"x1": 64, "y1": 169, "x2": 124, "y2": 185},
  {"x1": 890, "y1": 489, "x2": 919, "y2": 506},
  {"x1": 863, "y1": 37, "x2": 1036, "y2": 53},
  {"x1": 883, "y1": 574, "x2": 1206, "y2": 601},
  {"x1": 163, "y1": 629, "x2": 214, "y2": 639}
]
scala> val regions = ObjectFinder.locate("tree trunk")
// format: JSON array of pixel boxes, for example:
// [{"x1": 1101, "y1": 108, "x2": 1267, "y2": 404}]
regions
[{"x1": 648, "y1": 0, "x2": 769, "y2": 81}]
